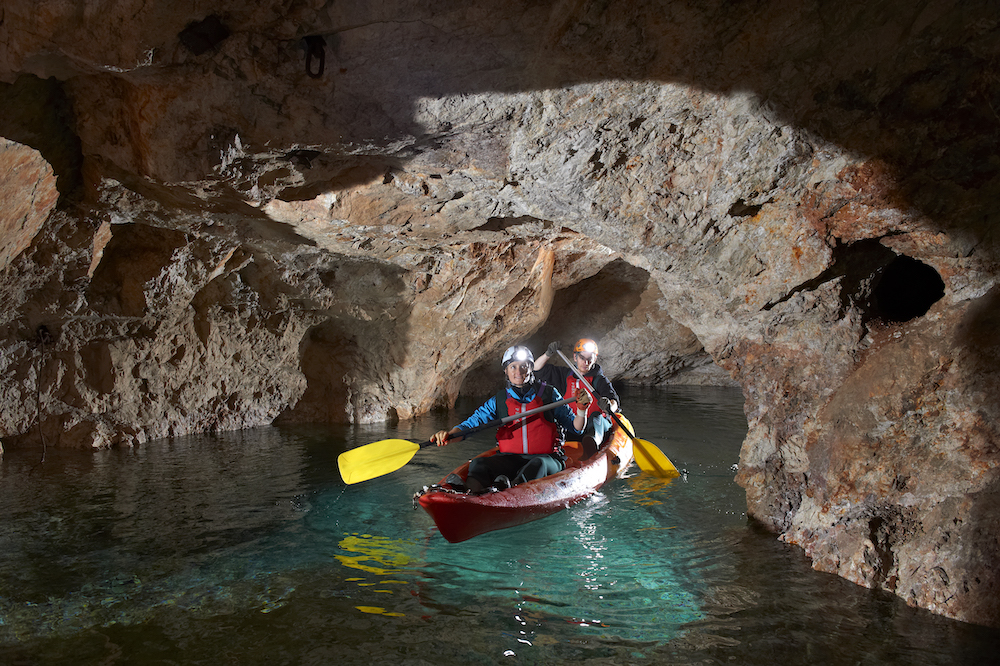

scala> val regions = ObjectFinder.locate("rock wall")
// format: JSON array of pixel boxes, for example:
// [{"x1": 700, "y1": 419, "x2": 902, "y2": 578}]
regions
[{"x1": 1, "y1": 0, "x2": 999, "y2": 626}]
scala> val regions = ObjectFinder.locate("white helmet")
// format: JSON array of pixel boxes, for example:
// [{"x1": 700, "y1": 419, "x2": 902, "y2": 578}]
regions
[{"x1": 501, "y1": 345, "x2": 534, "y2": 369}]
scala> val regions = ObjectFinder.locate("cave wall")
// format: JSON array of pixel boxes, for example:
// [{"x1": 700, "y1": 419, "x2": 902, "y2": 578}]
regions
[{"x1": 1, "y1": 0, "x2": 999, "y2": 627}]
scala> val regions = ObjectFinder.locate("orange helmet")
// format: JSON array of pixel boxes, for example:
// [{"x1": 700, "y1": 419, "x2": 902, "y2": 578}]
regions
[{"x1": 573, "y1": 339, "x2": 598, "y2": 356}]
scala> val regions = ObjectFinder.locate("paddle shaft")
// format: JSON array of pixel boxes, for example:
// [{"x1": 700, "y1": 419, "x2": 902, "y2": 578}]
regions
[
  {"x1": 420, "y1": 395, "x2": 577, "y2": 450},
  {"x1": 554, "y1": 349, "x2": 636, "y2": 439}
]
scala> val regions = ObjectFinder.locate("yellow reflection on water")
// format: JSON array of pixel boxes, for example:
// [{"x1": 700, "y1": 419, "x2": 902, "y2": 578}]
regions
[
  {"x1": 356, "y1": 605, "x2": 405, "y2": 617},
  {"x1": 626, "y1": 474, "x2": 676, "y2": 506},
  {"x1": 336, "y1": 533, "x2": 412, "y2": 574},
  {"x1": 338, "y1": 533, "x2": 415, "y2": 616}
]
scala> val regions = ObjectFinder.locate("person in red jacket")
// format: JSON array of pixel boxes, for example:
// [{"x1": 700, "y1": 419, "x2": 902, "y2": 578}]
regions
[
  {"x1": 431, "y1": 345, "x2": 590, "y2": 493},
  {"x1": 534, "y1": 338, "x2": 620, "y2": 457}
]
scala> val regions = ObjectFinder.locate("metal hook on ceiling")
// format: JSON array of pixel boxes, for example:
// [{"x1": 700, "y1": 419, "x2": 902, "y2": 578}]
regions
[{"x1": 304, "y1": 35, "x2": 326, "y2": 79}]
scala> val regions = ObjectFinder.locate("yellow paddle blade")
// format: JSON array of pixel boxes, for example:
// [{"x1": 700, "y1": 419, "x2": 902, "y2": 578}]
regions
[
  {"x1": 611, "y1": 414, "x2": 678, "y2": 478},
  {"x1": 338, "y1": 439, "x2": 422, "y2": 485},
  {"x1": 632, "y1": 438, "x2": 680, "y2": 478}
]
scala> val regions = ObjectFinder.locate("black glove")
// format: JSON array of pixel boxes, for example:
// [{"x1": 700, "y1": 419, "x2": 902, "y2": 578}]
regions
[
  {"x1": 546, "y1": 341, "x2": 560, "y2": 356},
  {"x1": 598, "y1": 396, "x2": 613, "y2": 413}
]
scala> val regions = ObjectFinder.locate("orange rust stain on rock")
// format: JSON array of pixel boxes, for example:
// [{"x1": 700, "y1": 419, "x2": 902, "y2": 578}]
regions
[
  {"x1": 797, "y1": 158, "x2": 913, "y2": 243},
  {"x1": 121, "y1": 82, "x2": 182, "y2": 177},
  {"x1": 839, "y1": 160, "x2": 898, "y2": 197}
]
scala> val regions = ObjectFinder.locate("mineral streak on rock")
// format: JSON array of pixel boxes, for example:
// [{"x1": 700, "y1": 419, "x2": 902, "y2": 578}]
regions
[{"x1": 1, "y1": 0, "x2": 999, "y2": 627}]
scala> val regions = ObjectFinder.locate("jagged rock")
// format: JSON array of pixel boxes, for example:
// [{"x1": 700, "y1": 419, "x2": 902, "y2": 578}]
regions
[
  {"x1": 0, "y1": 139, "x2": 58, "y2": 271},
  {"x1": 1, "y1": 0, "x2": 999, "y2": 627}
]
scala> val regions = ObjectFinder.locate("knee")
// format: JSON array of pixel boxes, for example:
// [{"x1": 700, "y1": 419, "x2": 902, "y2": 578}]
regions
[
  {"x1": 513, "y1": 459, "x2": 544, "y2": 484},
  {"x1": 468, "y1": 459, "x2": 490, "y2": 482},
  {"x1": 521, "y1": 458, "x2": 544, "y2": 476}
]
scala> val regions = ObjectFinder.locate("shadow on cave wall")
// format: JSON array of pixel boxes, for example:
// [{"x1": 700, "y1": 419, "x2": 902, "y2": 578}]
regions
[
  {"x1": 527, "y1": 258, "x2": 649, "y2": 349},
  {"x1": 273, "y1": 319, "x2": 356, "y2": 424},
  {"x1": 87, "y1": 223, "x2": 188, "y2": 318},
  {"x1": 274, "y1": 256, "x2": 413, "y2": 425},
  {"x1": 962, "y1": 473, "x2": 1000, "y2": 625},
  {"x1": 0, "y1": 75, "x2": 83, "y2": 202},
  {"x1": 458, "y1": 258, "x2": 648, "y2": 397},
  {"x1": 955, "y1": 282, "x2": 1000, "y2": 438}
]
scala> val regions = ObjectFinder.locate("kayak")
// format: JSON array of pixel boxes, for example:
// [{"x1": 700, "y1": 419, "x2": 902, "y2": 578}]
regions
[{"x1": 414, "y1": 415, "x2": 636, "y2": 543}]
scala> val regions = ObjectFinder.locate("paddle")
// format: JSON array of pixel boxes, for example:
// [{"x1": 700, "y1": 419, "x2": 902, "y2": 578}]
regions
[
  {"x1": 554, "y1": 349, "x2": 679, "y2": 478},
  {"x1": 338, "y1": 396, "x2": 577, "y2": 484}
]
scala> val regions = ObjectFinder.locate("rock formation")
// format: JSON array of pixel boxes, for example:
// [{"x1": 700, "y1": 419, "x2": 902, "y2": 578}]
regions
[{"x1": 1, "y1": 0, "x2": 998, "y2": 627}]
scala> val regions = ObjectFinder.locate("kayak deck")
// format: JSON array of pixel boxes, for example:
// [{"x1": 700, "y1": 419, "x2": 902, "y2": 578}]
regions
[{"x1": 415, "y1": 415, "x2": 635, "y2": 543}]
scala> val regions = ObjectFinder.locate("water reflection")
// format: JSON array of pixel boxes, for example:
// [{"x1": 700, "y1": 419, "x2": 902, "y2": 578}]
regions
[{"x1": 625, "y1": 473, "x2": 678, "y2": 507}]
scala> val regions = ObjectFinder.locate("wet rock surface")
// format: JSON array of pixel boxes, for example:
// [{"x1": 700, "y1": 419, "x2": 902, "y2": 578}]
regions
[{"x1": 1, "y1": 0, "x2": 999, "y2": 626}]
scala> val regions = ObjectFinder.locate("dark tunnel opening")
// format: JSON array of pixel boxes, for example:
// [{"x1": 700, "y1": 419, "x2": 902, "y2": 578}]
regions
[
  {"x1": 872, "y1": 255, "x2": 946, "y2": 323},
  {"x1": 765, "y1": 239, "x2": 947, "y2": 326}
]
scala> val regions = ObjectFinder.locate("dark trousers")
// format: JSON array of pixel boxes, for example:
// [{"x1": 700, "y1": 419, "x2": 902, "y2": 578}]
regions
[{"x1": 468, "y1": 453, "x2": 564, "y2": 486}]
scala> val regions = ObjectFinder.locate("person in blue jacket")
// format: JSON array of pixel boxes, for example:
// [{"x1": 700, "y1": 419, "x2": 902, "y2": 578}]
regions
[{"x1": 431, "y1": 345, "x2": 589, "y2": 493}]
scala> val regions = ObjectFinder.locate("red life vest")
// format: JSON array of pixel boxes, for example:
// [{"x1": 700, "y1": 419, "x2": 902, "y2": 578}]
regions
[
  {"x1": 565, "y1": 374, "x2": 602, "y2": 418},
  {"x1": 495, "y1": 387, "x2": 561, "y2": 454}
]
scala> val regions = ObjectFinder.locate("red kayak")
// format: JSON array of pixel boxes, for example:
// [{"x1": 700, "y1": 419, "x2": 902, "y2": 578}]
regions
[{"x1": 415, "y1": 415, "x2": 636, "y2": 543}]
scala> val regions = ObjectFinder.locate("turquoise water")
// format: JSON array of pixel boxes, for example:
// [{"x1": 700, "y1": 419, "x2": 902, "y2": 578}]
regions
[{"x1": 1, "y1": 386, "x2": 998, "y2": 664}]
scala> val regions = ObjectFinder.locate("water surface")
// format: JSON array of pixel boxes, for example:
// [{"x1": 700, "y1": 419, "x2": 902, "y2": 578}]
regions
[{"x1": 1, "y1": 386, "x2": 998, "y2": 664}]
